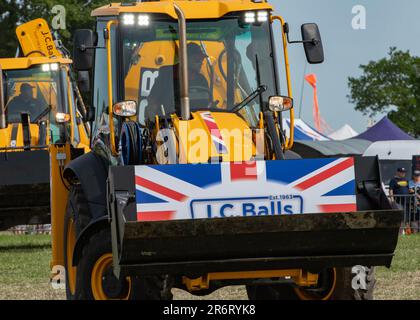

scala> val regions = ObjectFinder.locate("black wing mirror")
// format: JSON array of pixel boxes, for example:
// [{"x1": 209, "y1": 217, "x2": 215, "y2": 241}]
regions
[
  {"x1": 73, "y1": 29, "x2": 96, "y2": 71},
  {"x1": 301, "y1": 23, "x2": 324, "y2": 64}
]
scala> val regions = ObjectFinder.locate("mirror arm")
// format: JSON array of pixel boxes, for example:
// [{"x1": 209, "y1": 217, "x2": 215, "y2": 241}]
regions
[
  {"x1": 78, "y1": 45, "x2": 105, "y2": 52},
  {"x1": 283, "y1": 23, "x2": 319, "y2": 45}
]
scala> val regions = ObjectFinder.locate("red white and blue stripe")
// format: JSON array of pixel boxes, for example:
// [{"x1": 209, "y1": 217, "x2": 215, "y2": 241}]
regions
[{"x1": 199, "y1": 111, "x2": 228, "y2": 154}]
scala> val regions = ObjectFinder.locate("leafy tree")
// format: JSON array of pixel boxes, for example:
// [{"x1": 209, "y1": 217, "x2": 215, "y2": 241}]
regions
[
  {"x1": 348, "y1": 47, "x2": 420, "y2": 138},
  {"x1": 0, "y1": 0, "x2": 109, "y2": 58}
]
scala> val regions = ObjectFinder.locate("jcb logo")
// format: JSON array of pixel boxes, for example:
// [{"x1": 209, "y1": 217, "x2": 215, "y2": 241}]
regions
[
  {"x1": 51, "y1": 265, "x2": 65, "y2": 289},
  {"x1": 40, "y1": 30, "x2": 55, "y2": 57}
]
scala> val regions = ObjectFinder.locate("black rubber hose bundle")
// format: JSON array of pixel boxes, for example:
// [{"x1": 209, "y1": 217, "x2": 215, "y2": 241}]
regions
[{"x1": 120, "y1": 121, "x2": 142, "y2": 165}]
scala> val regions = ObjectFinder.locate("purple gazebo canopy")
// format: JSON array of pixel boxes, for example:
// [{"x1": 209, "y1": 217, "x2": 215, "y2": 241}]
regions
[{"x1": 355, "y1": 117, "x2": 414, "y2": 142}]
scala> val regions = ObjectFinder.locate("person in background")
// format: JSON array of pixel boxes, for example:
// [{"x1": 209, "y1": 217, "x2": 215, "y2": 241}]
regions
[
  {"x1": 409, "y1": 170, "x2": 420, "y2": 233},
  {"x1": 389, "y1": 167, "x2": 410, "y2": 202},
  {"x1": 389, "y1": 167, "x2": 410, "y2": 232}
]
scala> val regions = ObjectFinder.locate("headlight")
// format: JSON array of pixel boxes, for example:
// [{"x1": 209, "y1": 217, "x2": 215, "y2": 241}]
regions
[
  {"x1": 122, "y1": 14, "x2": 135, "y2": 26},
  {"x1": 243, "y1": 11, "x2": 269, "y2": 24},
  {"x1": 56, "y1": 112, "x2": 71, "y2": 123},
  {"x1": 121, "y1": 14, "x2": 150, "y2": 27},
  {"x1": 257, "y1": 11, "x2": 268, "y2": 22},
  {"x1": 42, "y1": 63, "x2": 59, "y2": 72},
  {"x1": 268, "y1": 96, "x2": 294, "y2": 112},
  {"x1": 113, "y1": 100, "x2": 137, "y2": 117},
  {"x1": 244, "y1": 12, "x2": 256, "y2": 24},
  {"x1": 138, "y1": 15, "x2": 149, "y2": 26}
]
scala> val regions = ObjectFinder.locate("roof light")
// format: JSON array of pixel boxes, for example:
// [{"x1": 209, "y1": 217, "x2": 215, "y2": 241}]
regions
[
  {"x1": 257, "y1": 11, "x2": 268, "y2": 22},
  {"x1": 244, "y1": 11, "x2": 256, "y2": 24},
  {"x1": 42, "y1": 64, "x2": 50, "y2": 72},
  {"x1": 50, "y1": 63, "x2": 59, "y2": 71},
  {"x1": 122, "y1": 14, "x2": 135, "y2": 25},
  {"x1": 138, "y1": 15, "x2": 149, "y2": 26}
]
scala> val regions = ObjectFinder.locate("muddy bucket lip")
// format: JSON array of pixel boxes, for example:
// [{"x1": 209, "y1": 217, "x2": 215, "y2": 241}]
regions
[
  {"x1": 122, "y1": 210, "x2": 402, "y2": 239},
  {"x1": 118, "y1": 253, "x2": 395, "y2": 277},
  {"x1": 112, "y1": 210, "x2": 402, "y2": 277}
]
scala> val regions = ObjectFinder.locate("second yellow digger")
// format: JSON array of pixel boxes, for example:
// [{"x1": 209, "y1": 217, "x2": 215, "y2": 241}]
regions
[{"x1": 0, "y1": 19, "x2": 90, "y2": 230}]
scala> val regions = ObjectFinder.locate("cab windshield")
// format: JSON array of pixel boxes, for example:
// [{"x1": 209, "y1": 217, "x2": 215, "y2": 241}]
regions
[
  {"x1": 120, "y1": 15, "x2": 278, "y2": 125},
  {"x1": 4, "y1": 65, "x2": 65, "y2": 124}
]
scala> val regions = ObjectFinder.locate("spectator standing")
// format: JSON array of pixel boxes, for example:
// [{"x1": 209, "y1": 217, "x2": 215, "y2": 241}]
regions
[
  {"x1": 389, "y1": 168, "x2": 410, "y2": 231},
  {"x1": 389, "y1": 167, "x2": 410, "y2": 202},
  {"x1": 409, "y1": 171, "x2": 420, "y2": 233}
]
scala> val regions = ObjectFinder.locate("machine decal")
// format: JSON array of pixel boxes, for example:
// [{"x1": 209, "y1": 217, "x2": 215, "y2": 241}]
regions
[
  {"x1": 135, "y1": 157, "x2": 357, "y2": 221},
  {"x1": 199, "y1": 111, "x2": 228, "y2": 154}
]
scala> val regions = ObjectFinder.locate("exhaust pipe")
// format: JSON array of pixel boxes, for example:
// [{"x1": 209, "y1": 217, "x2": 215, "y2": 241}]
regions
[
  {"x1": 0, "y1": 65, "x2": 6, "y2": 129},
  {"x1": 174, "y1": 4, "x2": 190, "y2": 120}
]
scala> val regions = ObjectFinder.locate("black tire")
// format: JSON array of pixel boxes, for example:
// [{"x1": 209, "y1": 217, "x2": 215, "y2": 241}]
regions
[
  {"x1": 67, "y1": 185, "x2": 91, "y2": 234},
  {"x1": 246, "y1": 267, "x2": 375, "y2": 300},
  {"x1": 63, "y1": 185, "x2": 91, "y2": 300},
  {"x1": 75, "y1": 229, "x2": 172, "y2": 300}
]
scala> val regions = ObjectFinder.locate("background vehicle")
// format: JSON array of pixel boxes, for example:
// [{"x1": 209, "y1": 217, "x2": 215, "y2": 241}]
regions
[
  {"x1": 0, "y1": 19, "x2": 90, "y2": 230},
  {"x1": 51, "y1": 0, "x2": 401, "y2": 300}
]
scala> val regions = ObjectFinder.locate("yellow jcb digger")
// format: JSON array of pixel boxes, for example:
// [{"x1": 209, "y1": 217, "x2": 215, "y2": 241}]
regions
[
  {"x1": 50, "y1": 0, "x2": 401, "y2": 300},
  {"x1": 0, "y1": 19, "x2": 90, "y2": 230}
]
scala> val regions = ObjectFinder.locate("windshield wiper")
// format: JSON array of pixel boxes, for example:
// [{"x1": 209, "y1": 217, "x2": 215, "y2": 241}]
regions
[{"x1": 231, "y1": 84, "x2": 267, "y2": 113}]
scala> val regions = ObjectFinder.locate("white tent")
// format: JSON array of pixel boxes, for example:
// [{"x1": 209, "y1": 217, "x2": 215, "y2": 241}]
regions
[
  {"x1": 363, "y1": 140, "x2": 420, "y2": 160},
  {"x1": 328, "y1": 124, "x2": 358, "y2": 141},
  {"x1": 282, "y1": 118, "x2": 330, "y2": 141}
]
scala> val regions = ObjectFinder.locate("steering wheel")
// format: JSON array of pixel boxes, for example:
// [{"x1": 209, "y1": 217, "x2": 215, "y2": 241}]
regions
[
  {"x1": 217, "y1": 49, "x2": 242, "y2": 82},
  {"x1": 32, "y1": 106, "x2": 51, "y2": 123}
]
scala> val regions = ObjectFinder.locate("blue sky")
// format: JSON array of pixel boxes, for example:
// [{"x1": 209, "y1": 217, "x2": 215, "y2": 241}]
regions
[{"x1": 270, "y1": 0, "x2": 420, "y2": 133}]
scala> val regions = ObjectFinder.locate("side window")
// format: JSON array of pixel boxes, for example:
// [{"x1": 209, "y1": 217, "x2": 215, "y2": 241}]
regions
[
  {"x1": 92, "y1": 20, "x2": 109, "y2": 138},
  {"x1": 68, "y1": 81, "x2": 80, "y2": 146}
]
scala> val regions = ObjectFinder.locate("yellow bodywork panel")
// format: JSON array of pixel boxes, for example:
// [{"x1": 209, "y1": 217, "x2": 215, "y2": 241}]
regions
[
  {"x1": 0, "y1": 123, "x2": 44, "y2": 148},
  {"x1": 172, "y1": 111, "x2": 254, "y2": 163},
  {"x1": 16, "y1": 18, "x2": 62, "y2": 59},
  {"x1": 49, "y1": 144, "x2": 72, "y2": 270},
  {"x1": 92, "y1": 0, "x2": 272, "y2": 19},
  {"x1": 0, "y1": 57, "x2": 71, "y2": 71}
]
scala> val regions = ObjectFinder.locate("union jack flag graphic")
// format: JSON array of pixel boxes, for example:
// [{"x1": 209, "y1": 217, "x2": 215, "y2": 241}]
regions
[
  {"x1": 135, "y1": 157, "x2": 357, "y2": 222},
  {"x1": 199, "y1": 111, "x2": 228, "y2": 154}
]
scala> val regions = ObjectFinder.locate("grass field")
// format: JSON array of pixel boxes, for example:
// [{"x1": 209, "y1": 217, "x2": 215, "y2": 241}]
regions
[{"x1": 0, "y1": 233, "x2": 419, "y2": 300}]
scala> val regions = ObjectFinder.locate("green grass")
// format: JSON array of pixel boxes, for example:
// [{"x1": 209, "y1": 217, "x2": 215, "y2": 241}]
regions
[
  {"x1": 0, "y1": 234, "x2": 52, "y2": 286},
  {"x1": 378, "y1": 234, "x2": 420, "y2": 273},
  {"x1": 0, "y1": 233, "x2": 51, "y2": 249},
  {"x1": 375, "y1": 234, "x2": 420, "y2": 300},
  {"x1": 0, "y1": 233, "x2": 419, "y2": 300}
]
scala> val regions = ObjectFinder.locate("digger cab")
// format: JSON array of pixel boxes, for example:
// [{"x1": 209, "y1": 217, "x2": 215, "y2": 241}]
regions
[{"x1": 0, "y1": 57, "x2": 89, "y2": 230}]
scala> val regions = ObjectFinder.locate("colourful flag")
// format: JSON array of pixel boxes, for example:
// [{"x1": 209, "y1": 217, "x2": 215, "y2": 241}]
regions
[{"x1": 305, "y1": 73, "x2": 321, "y2": 132}]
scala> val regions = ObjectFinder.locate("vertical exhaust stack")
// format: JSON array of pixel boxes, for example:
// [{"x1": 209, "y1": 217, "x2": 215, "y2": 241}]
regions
[
  {"x1": 0, "y1": 65, "x2": 6, "y2": 129},
  {"x1": 174, "y1": 3, "x2": 190, "y2": 120}
]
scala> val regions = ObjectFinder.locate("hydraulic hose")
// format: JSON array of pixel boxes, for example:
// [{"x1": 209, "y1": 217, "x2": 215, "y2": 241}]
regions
[{"x1": 120, "y1": 121, "x2": 142, "y2": 165}]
